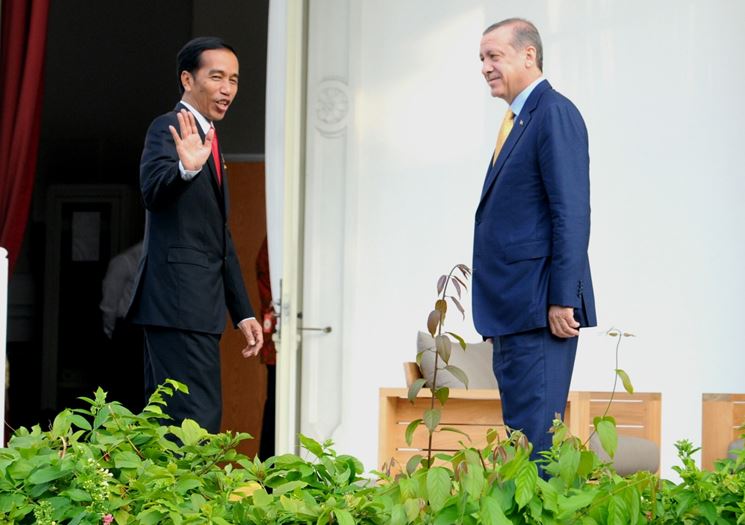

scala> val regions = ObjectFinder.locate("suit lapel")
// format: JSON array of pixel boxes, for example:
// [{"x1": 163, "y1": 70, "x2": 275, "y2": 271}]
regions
[{"x1": 478, "y1": 80, "x2": 552, "y2": 204}]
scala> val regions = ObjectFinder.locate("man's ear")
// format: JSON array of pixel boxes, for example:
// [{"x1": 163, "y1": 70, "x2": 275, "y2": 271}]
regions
[
  {"x1": 180, "y1": 70, "x2": 193, "y2": 92},
  {"x1": 524, "y1": 46, "x2": 537, "y2": 68}
]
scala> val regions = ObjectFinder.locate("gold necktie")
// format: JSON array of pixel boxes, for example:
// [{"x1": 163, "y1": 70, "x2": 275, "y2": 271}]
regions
[{"x1": 491, "y1": 109, "x2": 515, "y2": 166}]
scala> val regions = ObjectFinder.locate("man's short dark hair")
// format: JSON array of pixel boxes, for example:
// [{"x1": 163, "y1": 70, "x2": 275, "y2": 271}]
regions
[
  {"x1": 176, "y1": 37, "x2": 238, "y2": 95},
  {"x1": 483, "y1": 18, "x2": 543, "y2": 71}
]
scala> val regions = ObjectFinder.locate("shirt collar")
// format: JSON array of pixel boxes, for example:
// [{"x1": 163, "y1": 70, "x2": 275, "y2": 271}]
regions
[
  {"x1": 510, "y1": 76, "x2": 545, "y2": 117},
  {"x1": 178, "y1": 100, "x2": 212, "y2": 134}
]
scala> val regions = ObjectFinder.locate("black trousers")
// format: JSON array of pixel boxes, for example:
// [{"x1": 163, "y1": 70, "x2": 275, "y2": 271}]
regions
[{"x1": 143, "y1": 326, "x2": 222, "y2": 433}]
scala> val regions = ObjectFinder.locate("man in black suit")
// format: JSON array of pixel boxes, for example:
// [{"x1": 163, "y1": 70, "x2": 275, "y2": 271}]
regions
[{"x1": 128, "y1": 37, "x2": 263, "y2": 433}]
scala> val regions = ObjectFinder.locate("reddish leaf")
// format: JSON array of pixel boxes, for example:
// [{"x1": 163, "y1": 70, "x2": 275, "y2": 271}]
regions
[
  {"x1": 436, "y1": 275, "x2": 447, "y2": 295},
  {"x1": 456, "y1": 264, "x2": 472, "y2": 278},
  {"x1": 435, "y1": 299, "x2": 447, "y2": 315},
  {"x1": 449, "y1": 295, "x2": 465, "y2": 319},
  {"x1": 427, "y1": 310, "x2": 441, "y2": 337},
  {"x1": 453, "y1": 275, "x2": 468, "y2": 291},
  {"x1": 451, "y1": 278, "x2": 462, "y2": 298}
]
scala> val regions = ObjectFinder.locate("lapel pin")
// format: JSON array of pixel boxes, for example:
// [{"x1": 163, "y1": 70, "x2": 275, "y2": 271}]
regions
[{"x1": 519, "y1": 120, "x2": 524, "y2": 126}]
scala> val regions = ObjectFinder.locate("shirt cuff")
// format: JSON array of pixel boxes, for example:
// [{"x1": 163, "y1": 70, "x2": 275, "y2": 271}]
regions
[{"x1": 179, "y1": 161, "x2": 200, "y2": 181}]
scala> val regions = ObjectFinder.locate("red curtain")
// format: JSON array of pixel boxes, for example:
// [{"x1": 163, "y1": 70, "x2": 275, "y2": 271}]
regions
[{"x1": 0, "y1": 0, "x2": 50, "y2": 276}]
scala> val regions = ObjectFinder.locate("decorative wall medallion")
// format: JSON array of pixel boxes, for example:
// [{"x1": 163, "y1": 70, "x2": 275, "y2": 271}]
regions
[{"x1": 315, "y1": 79, "x2": 349, "y2": 136}]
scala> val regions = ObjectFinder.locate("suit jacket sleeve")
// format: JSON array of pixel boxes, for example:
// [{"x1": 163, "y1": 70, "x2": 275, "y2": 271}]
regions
[
  {"x1": 538, "y1": 101, "x2": 591, "y2": 308},
  {"x1": 224, "y1": 227, "x2": 255, "y2": 326},
  {"x1": 140, "y1": 113, "x2": 193, "y2": 211}
]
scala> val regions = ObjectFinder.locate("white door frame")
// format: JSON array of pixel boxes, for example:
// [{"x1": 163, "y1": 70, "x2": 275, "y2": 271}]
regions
[{"x1": 266, "y1": 0, "x2": 308, "y2": 455}]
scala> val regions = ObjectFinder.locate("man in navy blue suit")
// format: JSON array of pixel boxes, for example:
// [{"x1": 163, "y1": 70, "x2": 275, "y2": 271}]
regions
[
  {"x1": 473, "y1": 19, "x2": 597, "y2": 466},
  {"x1": 129, "y1": 37, "x2": 263, "y2": 433}
]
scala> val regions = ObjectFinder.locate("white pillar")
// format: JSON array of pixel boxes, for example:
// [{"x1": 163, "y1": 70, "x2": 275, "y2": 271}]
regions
[{"x1": 1, "y1": 247, "x2": 8, "y2": 445}]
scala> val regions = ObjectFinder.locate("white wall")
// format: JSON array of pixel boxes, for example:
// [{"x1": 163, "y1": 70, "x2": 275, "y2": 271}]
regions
[{"x1": 304, "y1": 0, "x2": 745, "y2": 480}]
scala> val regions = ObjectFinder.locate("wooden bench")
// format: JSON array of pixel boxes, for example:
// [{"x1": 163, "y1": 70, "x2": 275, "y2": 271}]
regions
[
  {"x1": 702, "y1": 393, "x2": 745, "y2": 469},
  {"x1": 379, "y1": 364, "x2": 662, "y2": 470}
]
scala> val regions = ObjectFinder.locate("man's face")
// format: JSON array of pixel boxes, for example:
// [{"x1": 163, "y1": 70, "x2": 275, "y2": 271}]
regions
[
  {"x1": 181, "y1": 48, "x2": 239, "y2": 122},
  {"x1": 479, "y1": 26, "x2": 533, "y2": 103}
]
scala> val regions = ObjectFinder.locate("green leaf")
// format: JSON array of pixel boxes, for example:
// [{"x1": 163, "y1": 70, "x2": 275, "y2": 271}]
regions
[
  {"x1": 404, "y1": 498, "x2": 421, "y2": 522},
  {"x1": 577, "y1": 450, "x2": 596, "y2": 477},
  {"x1": 615, "y1": 368, "x2": 635, "y2": 394},
  {"x1": 607, "y1": 494, "x2": 628, "y2": 525},
  {"x1": 137, "y1": 509, "x2": 166, "y2": 525},
  {"x1": 61, "y1": 488, "x2": 92, "y2": 502},
  {"x1": 557, "y1": 491, "x2": 597, "y2": 518},
  {"x1": 334, "y1": 509, "x2": 355, "y2": 525},
  {"x1": 114, "y1": 450, "x2": 141, "y2": 469},
  {"x1": 68, "y1": 414, "x2": 92, "y2": 430},
  {"x1": 424, "y1": 409, "x2": 441, "y2": 432},
  {"x1": 446, "y1": 331, "x2": 467, "y2": 350},
  {"x1": 515, "y1": 461, "x2": 537, "y2": 509},
  {"x1": 462, "y1": 460, "x2": 485, "y2": 499},
  {"x1": 298, "y1": 434, "x2": 324, "y2": 458},
  {"x1": 179, "y1": 418, "x2": 208, "y2": 446},
  {"x1": 444, "y1": 365, "x2": 469, "y2": 388},
  {"x1": 426, "y1": 467, "x2": 451, "y2": 512},
  {"x1": 595, "y1": 417, "x2": 618, "y2": 458},
  {"x1": 700, "y1": 501, "x2": 718, "y2": 525},
  {"x1": 406, "y1": 454, "x2": 423, "y2": 475},
  {"x1": 558, "y1": 443, "x2": 580, "y2": 485},
  {"x1": 439, "y1": 426, "x2": 470, "y2": 442},
  {"x1": 51, "y1": 409, "x2": 72, "y2": 438},
  {"x1": 28, "y1": 465, "x2": 69, "y2": 484},
  {"x1": 408, "y1": 379, "x2": 427, "y2": 402},
  {"x1": 434, "y1": 387, "x2": 449, "y2": 406},
  {"x1": 93, "y1": 404, "x2": 112, "y2": 429},
  {"x1": 405, "y1": 419, "x2": 423, "y2": 446},
  {"x1": 479, "y1": 496, "x2": 513, "y2": 525},
  {"x1": 273, "y1": 480, "x2": 308, "y2": 495},
  {"x1": 174, "y1": 477, "x2": 201, "y2": 494},
  {"x1": 390, "y1": 504, "x2": 407, "y2": 525},
  {"x1": 427, "y1": 310, "x2": 441, "y2": 337},
  {"x1": 435, "y1": 335, "x2": 452, "y2": 365}
]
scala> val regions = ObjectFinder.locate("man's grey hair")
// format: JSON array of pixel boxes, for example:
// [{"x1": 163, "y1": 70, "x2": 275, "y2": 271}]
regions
[{"x1": 483, "y1": 18, "x2": 543, "y2": 71}]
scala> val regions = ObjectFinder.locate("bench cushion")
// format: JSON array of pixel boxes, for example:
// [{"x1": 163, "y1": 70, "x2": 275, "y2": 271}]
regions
[{"x1": 417, "y1": 331, "x2": 498, "y2": 389}]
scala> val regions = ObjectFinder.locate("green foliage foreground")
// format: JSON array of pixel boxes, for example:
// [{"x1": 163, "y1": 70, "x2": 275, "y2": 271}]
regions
[{"x1": 1, "y1": 381, "x2": 744, "y2": 524}]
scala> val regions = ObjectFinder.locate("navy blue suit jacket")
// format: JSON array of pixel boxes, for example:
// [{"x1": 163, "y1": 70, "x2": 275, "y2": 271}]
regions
[
  {"x1": 473, "y1": 80, "x2": 597, "y2": 337},
  {"x1": 128, "y1": 103, "x2": 254, "y2": 334}
]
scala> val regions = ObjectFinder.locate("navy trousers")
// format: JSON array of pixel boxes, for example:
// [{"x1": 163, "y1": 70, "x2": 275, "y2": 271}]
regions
[
  {"x1": 143, "y1": 326, "x2": 223, "y2": 433},
  {"x1": 492, "y1": 327, "x2": 578, "y2": 463}
]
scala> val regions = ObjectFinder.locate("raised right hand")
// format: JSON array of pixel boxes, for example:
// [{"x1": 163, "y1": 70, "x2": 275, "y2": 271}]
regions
[{"x1": 168, "y1": 109, "x2": 213, "y2": 172}]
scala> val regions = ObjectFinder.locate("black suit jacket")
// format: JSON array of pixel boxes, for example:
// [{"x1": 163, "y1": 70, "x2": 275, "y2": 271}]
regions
[{"x1": 129, "y1": 103, "x2": 254, "y2": 334}]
